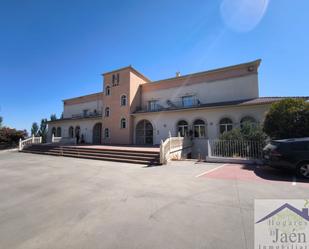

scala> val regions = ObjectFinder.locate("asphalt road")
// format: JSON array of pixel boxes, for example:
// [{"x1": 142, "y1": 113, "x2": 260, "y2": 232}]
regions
[{"x1": 0, "y1": 151, "x2": 308, "y2": 249}]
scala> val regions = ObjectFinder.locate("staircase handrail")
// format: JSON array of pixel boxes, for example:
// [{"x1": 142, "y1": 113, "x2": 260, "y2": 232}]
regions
[
  {"x1": 19, "y1": 135, "x2": 42, "y2": 151},
  {"x1": 160, "y1": 132, "x2": 192, "y2": 164}
]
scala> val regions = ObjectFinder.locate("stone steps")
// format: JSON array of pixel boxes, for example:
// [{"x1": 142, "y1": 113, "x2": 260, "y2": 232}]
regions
[{"x1": 21, "y1": 144, "x2": 161, "y2": 165}]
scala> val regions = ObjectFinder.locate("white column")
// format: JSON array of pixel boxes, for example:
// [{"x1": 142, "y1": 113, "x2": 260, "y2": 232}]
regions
[{"x1": 19, "y1": 138, "x2": 22, "y2": 151}]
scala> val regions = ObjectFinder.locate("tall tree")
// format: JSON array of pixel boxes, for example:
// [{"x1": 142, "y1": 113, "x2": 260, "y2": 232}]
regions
[
  {"x1": 263, "y1": 98, "x2": 309, "y2": 139},
  {"x1": 0, "y1": 116, "x2": 3, "y2": 128},
  {"x1": 38, "y1": 119, "x2": 48, "y2": 143},
  {"x1": 50, "y1": 114, "x2": 57, "y2": 121},
  {"x1": 31, "y1": 122, "x2": 39, "y2": 136}
]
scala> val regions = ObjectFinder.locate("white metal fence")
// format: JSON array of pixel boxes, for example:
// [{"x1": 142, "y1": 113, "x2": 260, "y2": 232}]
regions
[{"x1": 207, "y1": 139, "x2": 265, "y2": 160}]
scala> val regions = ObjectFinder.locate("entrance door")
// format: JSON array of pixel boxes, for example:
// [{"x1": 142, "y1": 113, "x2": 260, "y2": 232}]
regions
[
  {"x1": 136, "y1": 120, "x2": 153, "y2": 145},
  {"x1": 92, "y1": 123, "x2": 102, "y2": 144}
]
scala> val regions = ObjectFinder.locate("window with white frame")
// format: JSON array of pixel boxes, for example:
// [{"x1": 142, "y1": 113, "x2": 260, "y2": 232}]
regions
[
  {"x1": 219, "y1": 118, "x2": 233, "y2": 134},
  {"x1": 182, "y1": 95, "x2": 195, "y2": 107},
  {"x1": 120, "y1": 118, "x2": 126, "y2": 129},
  {"x1": 105, "y1": 85, "x2": 111, "y2": 96},
  {"x1": 193, "y1": 119, "x2": 206, "y2": 138},
  {"x1": 104, "y1": 128, "x2": 109, "y2": 138},
  {"x1": 83, "y1": 109, "x2": 88, "y2": 117},
  {"x1": 148, "y1": 100, "x2": 158, "y2": 111},
  {"x1": 120, "y1": 95, "x2": 127, "y2": 106},
  {"x1": 177, "y1": 120, "x2": 189, "y2": 137},
  {"x1": 105, "y1": 107, "x2": 110, "y2": 117}
]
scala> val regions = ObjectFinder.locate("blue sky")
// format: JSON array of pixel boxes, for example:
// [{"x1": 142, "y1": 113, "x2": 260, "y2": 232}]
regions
[{"x1": 0, "y1": 0, "x2": 308, "y2": 132}]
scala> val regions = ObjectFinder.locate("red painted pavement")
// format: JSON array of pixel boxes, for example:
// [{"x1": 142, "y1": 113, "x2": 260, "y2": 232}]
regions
[{"x1": 202, "y1": 164, "x2": 309, "y2": 187}]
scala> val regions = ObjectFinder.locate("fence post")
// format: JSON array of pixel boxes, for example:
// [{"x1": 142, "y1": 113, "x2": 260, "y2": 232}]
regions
[
  {"x1": 167, "y1": 131, "x2": 171, "y2": 152},
  {"x1": 207, "y1": 139, "x2": 212, "y2": 157},
  {"x1": 160, "y1": 139, "x2": 164, "y2": 164},
  {"x1": 52, "y1": 134, "x2": 54, "y2": 143},
  {"x1": 19, "y1": 138, "x2": 22, "y2": 151},
  {"x1": 39, "y1": 137, "x2": 42, "y2": 143}
]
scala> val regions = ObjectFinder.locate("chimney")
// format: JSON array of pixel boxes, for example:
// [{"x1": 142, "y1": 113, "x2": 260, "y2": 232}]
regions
[{"x1": 176, "y1": 72, "x2": 181, "y2": 77}]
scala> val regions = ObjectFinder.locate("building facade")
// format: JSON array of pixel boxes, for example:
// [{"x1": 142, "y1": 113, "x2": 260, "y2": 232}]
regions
[{"x1": 47, "y1": 59, "x2": 303, "y2": 156}]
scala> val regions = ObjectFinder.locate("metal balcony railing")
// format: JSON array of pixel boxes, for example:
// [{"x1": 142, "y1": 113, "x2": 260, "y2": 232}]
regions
[{"x1": 135, "y1": 99, "x2": 201, "y2": 113}]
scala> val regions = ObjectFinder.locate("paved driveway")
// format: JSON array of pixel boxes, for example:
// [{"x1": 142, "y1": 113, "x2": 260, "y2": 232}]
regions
[{"x1": 0, "y1": 151, "x2": 308, "y2": 249}]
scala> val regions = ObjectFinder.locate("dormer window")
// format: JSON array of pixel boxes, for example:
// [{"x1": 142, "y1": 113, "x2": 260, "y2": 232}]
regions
[
  {"x1": 182, "y1": 95, "x2": 195, "y2": 107},
  {"x1": 105, "y1": 85, "x2": 111, "y2": 96},
  {"x1": 148, "y1": 100, "x2": 158, "y2": 111}
]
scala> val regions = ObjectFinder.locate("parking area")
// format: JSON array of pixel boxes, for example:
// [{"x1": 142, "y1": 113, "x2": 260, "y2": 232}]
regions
[
  {"x1": 0, "y1": 151, "x2": 308, "y2": 249},
  {"x1": 197, "y1": 163, "x2": 309, "y2": 187}
]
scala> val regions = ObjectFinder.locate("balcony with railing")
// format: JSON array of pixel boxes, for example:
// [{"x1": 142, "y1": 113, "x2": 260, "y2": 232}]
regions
[
  {"x1": 135, "y1": 98, "x2": 202, "y2": 113},
  {"x1": 50, "y1": 110, "x2": 102, "y2": 122},
  {"x1": 70, "y1": 110, "x2": 102, "y2": 119}
]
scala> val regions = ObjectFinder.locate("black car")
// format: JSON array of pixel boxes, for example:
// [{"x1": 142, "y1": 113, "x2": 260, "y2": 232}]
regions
[{"x1": 263, "y1": 138, "x2": 309, "y2": 179}]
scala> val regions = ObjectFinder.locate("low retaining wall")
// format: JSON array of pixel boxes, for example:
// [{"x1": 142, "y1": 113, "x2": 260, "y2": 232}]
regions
[{"x1": 206, "y1": 156, "x2": 263, "y2": 165}]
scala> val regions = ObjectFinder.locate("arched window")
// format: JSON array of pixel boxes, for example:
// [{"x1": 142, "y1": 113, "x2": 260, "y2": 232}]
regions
[
  {"x1": 177, "y1": 120, "x2": 188, "y2": 137},
  {"x1": 69, "y1": 126, "x2": 74, "y2": 138},
  {"x1": 105, "y1": 107, "x2": 110, "y2": 117},
  {"x1": 120, "y1": 95, "x2": 127, "y2": 106},
  {"x1": 193, "y1": 119, "x2": 206, "y2": 138},
  {"x1": 104, "y1": 128, "x2": 110, "y2": 138},
  {"x1": 240, "y1": 116, "x2": 256, "y2": 128},
  {"x1": 56, "y1": 127, "x2": 62, "y2": 137},
  {"x1": 219, "y1": 118, "x2": 233, "y2": 134},
  {"x1": 105, "y1": 85, "x2": 111, "y2": 96},
  {"x1": 120, "y1": 118, "x2": 126, "y2": 129},
  {"x1": 51, "y1": 127, "x2": 56, "y2": 136}
]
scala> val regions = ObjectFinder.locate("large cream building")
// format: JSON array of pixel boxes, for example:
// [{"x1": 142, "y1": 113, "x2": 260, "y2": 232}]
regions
[{"x1": 48, "y1": 59, "x2": 300, "y2": 155}]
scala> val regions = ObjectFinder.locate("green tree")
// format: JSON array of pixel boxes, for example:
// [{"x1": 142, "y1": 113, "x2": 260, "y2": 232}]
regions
[
  {"x1": 31, "y1": 122, "x2": 39, "y2": 136},
  {"x1": 38, "y1": 119, "x2": 48, "y2": 143},
  {"x1": 0, "y1": 116, "x2": 3, "y2": 128},
  {"x1": 50, "y1": 114, "x2": 57, "y2": 121},
  {"x1": 263, "y1": 98, "x2": 309, "y2": 139}
]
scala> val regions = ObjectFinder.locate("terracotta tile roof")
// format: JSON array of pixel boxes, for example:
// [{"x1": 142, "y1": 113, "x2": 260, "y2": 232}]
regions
[
  {"x1": 237, "y1": 96, "x2": 309, "y2": 106},
  {"x1": 193, "y1": 96, "x2": 309, "y2": 108}
]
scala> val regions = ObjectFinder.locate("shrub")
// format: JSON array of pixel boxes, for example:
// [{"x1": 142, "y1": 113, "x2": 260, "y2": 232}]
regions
[
  {"x1": 0, "y1": 127, "x2": 28, "y2": 148},
  {"x1": 219, "y1": 122, "x2": 267, "y2": 141},
  {"x1": 216, "y1": 122, "x2": 267, "y2": 158},
  {"x1": 263, "y1": 98, "x2": 309, "y2": 139}
]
